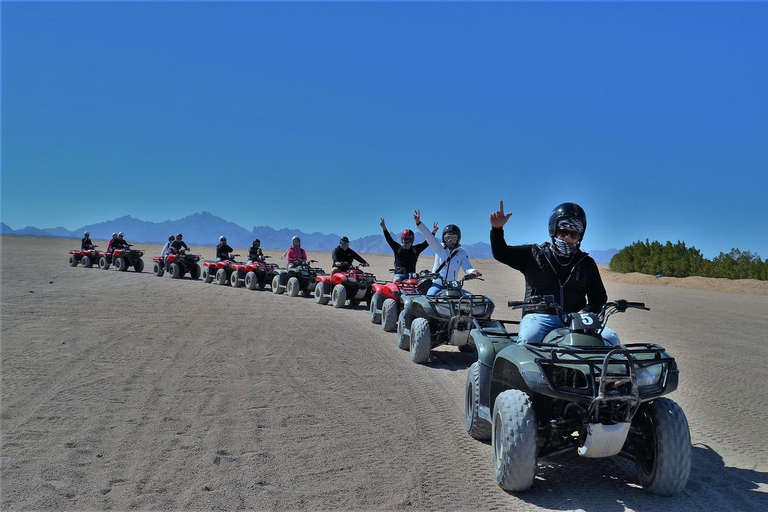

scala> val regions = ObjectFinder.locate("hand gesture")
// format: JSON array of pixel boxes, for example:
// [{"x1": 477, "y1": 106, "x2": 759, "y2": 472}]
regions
[
  {"x1": 490, "y1": 200, "x2": 513, "y2": 228},
  {"x1": 413, "y1": 209, "x2": 421, "y2": 225},
  {"x1": 380, "y1": 218, "x2": 386, "y2": 230},
  {"x1": 432, "y1": 222, "x2": 439, "y2": 235}
]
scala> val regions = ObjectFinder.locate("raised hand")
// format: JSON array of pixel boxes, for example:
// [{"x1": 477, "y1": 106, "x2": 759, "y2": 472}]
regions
[
  {"x1": 490, "y1": 200, "x2": 513, "y2": 228},
  {"x1": 380, "y1": 218, "x2": 386, "y2": 229},
  {"x1": 432, "y1": 221, "x2": 439, "y2": 235},
  {"x1": 413, "y1": 209, "x2": 421, "y2": 225}
]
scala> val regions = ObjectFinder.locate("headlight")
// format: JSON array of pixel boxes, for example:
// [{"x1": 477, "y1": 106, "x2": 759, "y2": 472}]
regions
[
  {"x1": 434, "y1": 304, "x2": 452, "y2": 317},
  {"x1": 301, "y1": 271, "x2": 308, "y2": 276},
  {"x1": 636, "y1": 364, "x2": 663, "y2": 387},
  {"x1": 472, "y1": 304, "x2": 489, "y2": 316}
]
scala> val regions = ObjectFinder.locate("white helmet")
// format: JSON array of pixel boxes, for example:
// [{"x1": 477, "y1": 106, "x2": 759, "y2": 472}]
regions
[
  {"x1": 118, "y1": 232, "x2": 125, "y2": 239},
  {"x1": 111, "y1": 232, "x2": 118, "y2": 239},
  {"x1": 219, "y1": 236, "x2": 226, "y2": 242},
  {"x1": 291, "y1": 236, "x2": 301, "y2": 247},
  {"x1": 83, "y1": 231, "x2": 90, "y2": 237}
]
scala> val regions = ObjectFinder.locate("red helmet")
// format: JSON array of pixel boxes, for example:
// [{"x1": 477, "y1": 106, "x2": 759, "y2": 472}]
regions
[
  {"x1": 176, "y1": 233, "x2": 183, "y2": 240},
  {"x1": 401, "y1": 229, "x2": 415, "y2": 247}
]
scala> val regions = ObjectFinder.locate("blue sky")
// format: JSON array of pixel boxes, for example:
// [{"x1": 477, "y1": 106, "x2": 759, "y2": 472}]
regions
[{"x1": 2, "y1": 0, "x2": 767, "y2": 259}]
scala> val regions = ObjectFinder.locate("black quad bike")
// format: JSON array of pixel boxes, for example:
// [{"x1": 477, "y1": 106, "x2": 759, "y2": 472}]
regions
[
  {"x1": 396, "y1": 273, "x2": 494, "y2": 363},
  {"x1": 464, "y1": 295, "x2": 691, "y2": 496},
  {"x1": 272, "y1": 259, "x2": 326, "y2": 297}
]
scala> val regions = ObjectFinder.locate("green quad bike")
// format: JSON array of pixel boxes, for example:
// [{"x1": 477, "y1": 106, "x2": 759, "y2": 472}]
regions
[
  {"x1": 396, "y1": 273, "x2": 494, "y2": 364},
  {"x1": 465, "y1": 295, "x2": 691, "y2": 496},
  {"x1": 271, "y1": 259, "x2": 327, "y2": 297}
]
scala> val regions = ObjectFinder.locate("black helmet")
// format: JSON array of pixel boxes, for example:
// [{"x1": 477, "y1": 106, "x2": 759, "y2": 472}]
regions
[
  {"x1": 442, "y1": 224, "x2": 461, "y2": 248},
  {"x1": 252, "y1": 238, "x2": 260, "y2": 248},
  {"x1": 340, "y1": 236, "x2": 350, "y2": 245},
  {"x1": 548, "y1": 203, "x2": 587, "y2": 239}
]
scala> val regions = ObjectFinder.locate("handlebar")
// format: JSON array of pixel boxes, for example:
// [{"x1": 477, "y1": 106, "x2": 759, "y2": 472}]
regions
[{"x1": 507, "y1": 295, "x2": 649, "y2": 330}]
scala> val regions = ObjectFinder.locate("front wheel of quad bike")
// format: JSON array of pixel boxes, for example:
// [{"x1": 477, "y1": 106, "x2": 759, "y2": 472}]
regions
[
  {"x1": 331, "y1": 284, "x2": 347, "y2": 308},
  {"x1": 466, "y1": 362, "x2": 492, "y2": 440},
  {"x1": 99, "y1": 256, "x2": 110, "y2": 270},
  {"x1": 69, "y1": 254, "x2": 78, "y2": 267},
  {"x1": 315, "y1": 282, "x2": 330, "y2": 305},
  {"x1": 134, "y1": 259, "x2": 144, "y2": 273},
  {"x1": 271, "y1": 275, "x2": 284, "y2": 294},
  {"x1": 115, "y1": 256, "x2": 128, "y2": 272},
  {"x1": 632, "y1": 397, "x2": 692, "y2": 496},
  {"x1": 202, "y1": 267, "x2": 214, "y2": 283},
  {"x1": 397, "y1": 310, "x2": 410, "y2": 350},
  {"x1": 231, "y1": 270, "x2": 243, "y2": 288},
  {"x1": 492, "y1": 389, "x2": 538, "y2": 492},
  {"x1": 409, "y1": 317, "x2": 431, "y2": 364},
  {"x1": 369, "y1": 293, "x2": 384, "y2": 324},
  {"x1": 170, "y1": 263, "x2": 182, "y2": 279},
  {"x1": 153, "y1": 261, "x2": 164, "y2": 277},
  {"x1": 190, "y1": 264, "x2": 201, "y2": 280},
  {"x1": 381, "y1": 299, "x2": 398, "y2": 332},
  {"x1": 81, "y1": 255, "x2": 93, "y2": 268},
  {"x1": 286, "y1": 277, "x2": 301, "y2": 297},
  {"x1": 245, "y1": 271, "x2": 258, "y2": 290},
  {"x1": 216, "y1": 268, "x2": 228, "y2": 285}
]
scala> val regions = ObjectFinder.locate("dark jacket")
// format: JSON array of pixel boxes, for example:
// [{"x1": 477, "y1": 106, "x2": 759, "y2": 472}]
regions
[
  {"x1": 332, "y1": 246, "x2": 367, "y2": 268},
  {"x1": 170, "y1": 240, "x2": 189, "y2": 253},
  {"x1": 490, "y1": 227, "x2": 607, "y2": 316},
  {"x1": 112, "y1": 238, "x2": 128, "y2": 250},
  {"x1": 81, "y1": 237, "x2": 93, "y2": 250},
  {"x1": 383, "y1": 229, "x2": 429, "y2": 274},
  {"x1": 248, "y1": 246, "x2": 264, "y2": 262},
  {"x1": 216, "y1": 243, "x2": 234, "y2": 260}
]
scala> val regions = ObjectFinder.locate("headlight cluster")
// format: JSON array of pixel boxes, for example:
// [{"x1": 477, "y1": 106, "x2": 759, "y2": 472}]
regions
[
  {"x1": 636, "y1": 364, "x2": 664, "y2": 387},
  {"x1": 434, "y1": 304, "x2": 452, "y2": 317}
]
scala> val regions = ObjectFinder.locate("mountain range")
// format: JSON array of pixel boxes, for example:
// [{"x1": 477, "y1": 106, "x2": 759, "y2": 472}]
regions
[{"x1": 1, "y1": 212, "x2": 618, "y2": 263}]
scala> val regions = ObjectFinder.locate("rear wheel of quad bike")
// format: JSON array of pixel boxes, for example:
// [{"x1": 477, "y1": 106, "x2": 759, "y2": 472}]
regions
[
  {"x1": 315, "y1": 282, "x2": 330, "y2": 305},
  {"x1": 369, "y1": 293, "x2": 384, "y2": 324},
  {"x1": 81, "y1": 255, "x2": 93, "y2": 268},
  {"x1": 245, "y1": 271, "x2": 258, "y2": 290},
  {"x1": 231, "y1": 270, "x2": 243, "y2": 288},
  {"x1": 287, "y1": 277, "x2": 301, "y2": 297},
  {"x1": 190, "y1": 264, "x2": 201, "y2": 280},
  {"x1": 409, "y1": 318, "x2": 431, "y2": 364},
  {"x1": 69, "y1": 254, "x2": 78, "y2": 267},
  {"x1": 153, "y1": 261, "x2": 164, "y2": 277},
  {"x1": 115, "y1": 256, "x2": 128, "y2": 272},
  {"x1": 466, "y1": 362, "x2": 492, "y2": 440},
  {"x1": 134, "y1": 259, "x2": 144, "y2": 273},
  {"x1": 331, "y1": 284, "x2": 347, "y2": 308},
  {"x1": 381, "y1": 299, "x2": 398, "y2": 332},
  {"x1": 170, "y1": 263, "x2": 182, "y2": 279},
  {"x1": 216, "y1": 268, "x2": 228, "y2": 285},
  {"x1": 632, "y1": 397, "x2": 691, "y2": 496},
  {"x1": 492, "y1": 389, "x2": 537, "y2": 492},
  {"x1": 397, "y1": 310, "x2": 410, "y2": 350},
  {"x1": 271, "y1": 275, "x2": 284, "y2": 294},
  {"x1": 99, "y1": 256, "x2": 110, "y2": 270},
  {"x1": 202, "y1": 267, "x2": 214, "y2": 283}
]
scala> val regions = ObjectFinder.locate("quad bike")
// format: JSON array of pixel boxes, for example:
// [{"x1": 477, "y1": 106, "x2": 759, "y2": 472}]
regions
[
  {"x1": 152, "y1": 249, "x2": 202, "y2": 279},
  {"x1": 315, "y1": 263, "x2": 377, "y2": 308},
  {"x1": 201, "y1": 255, "x2": 242, "y2": 285},
  {"x1": 68, "y1": 246, "x2": 99, "y2": 268},
  {"x1": 396, "y1": 273, "x2": 494, "y2": 363},
  {"x1": 106, "y1": 245, "x2": 145, "y2": 272},
  {"x1": 369, "y1": 267, "x2": 423, "y2": 331},
  {"x1": 464, "y1": 295, "x2": 691, "y2": 496},
  {"x1": 272, "y1": 259, "x2": 327, "y2": 297},
  {"x1": 230, "y1": 256, "x2": 278, "y2": 290}
]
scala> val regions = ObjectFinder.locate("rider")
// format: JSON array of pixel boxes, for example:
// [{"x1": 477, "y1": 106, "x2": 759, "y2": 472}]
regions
[
  {"x1": 112, "y1": 232, "x2": 128, "y2": 250},
  {"x1": 170, "y1": 233, "x2": 189, "y2": 254},
  {"x1": 81, "y1": 231, "x2": 93, "y2": 250},
  {"x1": 331, "y1": 236, "x2": 368, "y2": 274},
  {"x1": 106, "y1": 232, "x2": 118, "y2": 253},
  {"x1": 247, "y1": 238, "x2": 265, "y2": 264},
  {"x1": 414, "y1": 210, "x2": 481, "y2": 295},
  {"x1": 489, "y1": 200, "x2": 618, "y2": 345},
  {"x1": 161, "y1": 234, "x2": 174, "y2": 269},
  {"x1": 216, "y1": 236, "x2": 234, "y2": 262},
  {"x1": 284, "y1": 236, "x2": 307, "y2": 268},
  {"x1": 380, "y1": 218, "x2": 437, "y2": 282}
]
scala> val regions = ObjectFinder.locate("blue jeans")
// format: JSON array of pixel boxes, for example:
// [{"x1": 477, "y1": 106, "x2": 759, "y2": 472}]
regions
[
  {"x1": 517, "y1": 313, "x2": 620, "y2": 345},
  {"x1": 427, "y1": 281, "x2": 473, "y2": 297}
]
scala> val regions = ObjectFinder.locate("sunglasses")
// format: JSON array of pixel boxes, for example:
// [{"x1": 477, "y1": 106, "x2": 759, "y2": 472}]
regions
[{"x1": 556, "y1": 229, "x2": 581, "y2": 240}]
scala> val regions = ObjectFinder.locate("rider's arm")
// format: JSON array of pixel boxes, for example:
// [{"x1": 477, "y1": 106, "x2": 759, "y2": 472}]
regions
[
  {"x1": 583, "y1": 258, "x2": 608, "y2": 313},
  {"x1": 490, "y1": 227, "x2": 530, "y2": 271},
  {"x1": 352, "y1": 250, "x2": 367, "y2": 265},
  {"x1": 416, "y1": 220, "x2": 447, "y2": 259},
  {"x1": 382, "y1": 229, "x2": 400, "y2": 252}
]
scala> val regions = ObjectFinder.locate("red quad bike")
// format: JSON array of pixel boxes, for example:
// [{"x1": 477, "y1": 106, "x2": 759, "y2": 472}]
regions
[
  {"x1": 314, "y1": 263, "x2": 377, "y2": 308},
  {"x1": 369, "y1": 267, "x2": 425, "y2": 332},
  {"x1": 201, "y1": 255, "x2": 242, "y2": 285},
  {"x1": 68, "y1": 246, "x2": 100, "y2": 268},
  {"x1": 229, "y1": 256, "x2": 279, "y2": 290},
  {"x1": 109, "y1": 244, "x2": 145, "y2": 272},
  {"x1": 152, "y1": 249, "x2": 202, "y2": 279}
]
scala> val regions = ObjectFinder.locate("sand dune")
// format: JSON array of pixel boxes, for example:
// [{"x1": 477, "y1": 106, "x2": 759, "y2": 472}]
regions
[{"x1": 2, "y1": 236, "x2": 767, "y2": 511}]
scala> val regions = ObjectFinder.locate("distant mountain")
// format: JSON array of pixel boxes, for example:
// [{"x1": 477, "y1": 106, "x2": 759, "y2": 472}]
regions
[{"x1": 1, "y1": 213, "x2": 617, "y2": 261}]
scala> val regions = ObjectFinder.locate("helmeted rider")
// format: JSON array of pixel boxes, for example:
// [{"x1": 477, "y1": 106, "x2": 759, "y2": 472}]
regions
[
  {"x1": 248, "y1": 238, "x2": 265, "y2": 264},
  {"x1": 106, "y1": 232, "x2": 118, "y2": 253},
  {"x1": 81, "y1": 231, "x2": 93, "y2": 251},
  {"x1": 284, "y1": 236, "x2": 307, "y2": 268},
  {"x1": 489, "y1": 200, "x2": 618, "y2": 345},
  {"x1": 111, "y1": 232, "x2": 129, "y2": 250},
  {"x1": 216, "y1": 236, "x2": 234, "y2": 261},
  {"x1": 331, "y1": 236, "x2": 368, "y2": 274},
  {"x1": 170, "y1": 233, "x2": 189, "y2": 254},
  {"x1": 160, "y1": 235, "x2": 174, "y2": 258},
  {"x1": 414, "y1": 210, "x2": 481, "y2": 296},
  {"x1": 380, "y1": 218, "x2": 437, "y2": 282}
]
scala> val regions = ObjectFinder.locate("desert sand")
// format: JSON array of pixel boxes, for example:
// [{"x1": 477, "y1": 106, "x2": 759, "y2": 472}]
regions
[{"x1": 2, "y1": 235, "x2": 767, "y2": 511}]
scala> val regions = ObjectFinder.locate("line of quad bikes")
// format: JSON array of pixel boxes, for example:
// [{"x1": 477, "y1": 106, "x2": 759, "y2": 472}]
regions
[{"x1": 68, "y1": 244, "x2": 692, "y2": 496}]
